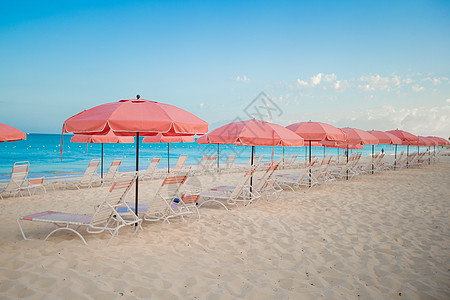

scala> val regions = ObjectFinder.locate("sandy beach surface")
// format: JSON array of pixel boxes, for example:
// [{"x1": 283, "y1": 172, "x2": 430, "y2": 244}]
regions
[{"x1": 0, "y1": 156, "x2": 449, "y2": 299}]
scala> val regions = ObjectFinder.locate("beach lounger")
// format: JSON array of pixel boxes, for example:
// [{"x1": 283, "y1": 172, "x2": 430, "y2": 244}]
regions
[
  {"x1": 221, "y1": 154, "x2": 236, "y2": 173},
  {"x1": 276, "y1": 160, "x2": 319, "y2": 191},
  {"x1": 101, "y1": 158, "x2": 122, "y2": 185},
  {"x1": 0, "y1": 161, "x2": 29, "y2": 199},
  {"x1": 198, "y1": 162, "x2": 261, "y2": 210},
  {"x1": 22, "y1": 177, "x2": 46, "y2": 196},
  {"x1": 191, "y1": 156, "x2": 210, "y2": 175},
  {"x1": 124, "y1": 172, "x2": 193, "y2": 224},
  {"x1": 139, "y1": 157, "x2": 162, "y2": 180},
  {"x1": 171, "y1": 155, "x2": 189, "y2": 173},
  {"x1": 54, "y1": 159, "x2": 101, "y2": 189},
  {"x1": 17, "y1": 174, "x2": 141, "y2": 246}
]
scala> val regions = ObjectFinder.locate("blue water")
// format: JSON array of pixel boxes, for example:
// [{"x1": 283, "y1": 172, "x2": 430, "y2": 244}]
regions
[{"x1": 0, "y1": 133, "x2": 419, "y2": 179}]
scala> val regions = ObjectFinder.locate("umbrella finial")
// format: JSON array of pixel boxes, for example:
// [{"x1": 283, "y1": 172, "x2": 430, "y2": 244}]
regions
[{"x1": 136, "y1": 94, "x2": 141, "y2": 99}]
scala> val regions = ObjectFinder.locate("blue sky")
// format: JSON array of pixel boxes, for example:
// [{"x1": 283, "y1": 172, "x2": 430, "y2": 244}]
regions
[{"x1": 1, "y1": 0, "x2": 449, "y2": 137}]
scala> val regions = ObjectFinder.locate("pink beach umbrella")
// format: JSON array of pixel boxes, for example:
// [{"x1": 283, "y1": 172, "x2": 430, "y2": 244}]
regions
[
  {"x1": 0, "y1": 123, "x2": 26, "y2": 143},
  {"x1": 386, "y1": 129, "x2": 418, "y2": 168},
  {"x1": 368, "y1": 130, "x2": 403, "y2": 168},
  {"x1": 198, "y1": 119, "x2": 304, "y2": 187},
  {"x1": 286, "y1": 121, "x2": 346, "y2": 164},
  {"x1": 143, "y1": 134, "x2": 195, "y2": 173},
  {"x1": 71, "y1": 130, "x2": 134, "y2": 178},
  {"x1": 63, "y1": 96, "x2": 208, "y2": 213}
]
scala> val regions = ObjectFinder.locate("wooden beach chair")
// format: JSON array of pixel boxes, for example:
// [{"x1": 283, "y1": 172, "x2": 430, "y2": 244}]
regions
[
  {"x1": 17, "y1": 174, "x2": 141, "y2": 246},
  {"x1": 0, "y1": 161, "x2": 29, "y2": 199}
]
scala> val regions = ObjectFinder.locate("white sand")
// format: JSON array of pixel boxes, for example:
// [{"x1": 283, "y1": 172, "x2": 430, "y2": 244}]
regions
[{"x1": 0, "y1": 156, "x2": 449, "y2": 299}]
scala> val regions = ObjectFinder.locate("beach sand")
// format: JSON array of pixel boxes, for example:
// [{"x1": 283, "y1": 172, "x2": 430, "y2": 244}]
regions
[{"x1": 0, "y1": 156, "x2": 449, "y2": 299}]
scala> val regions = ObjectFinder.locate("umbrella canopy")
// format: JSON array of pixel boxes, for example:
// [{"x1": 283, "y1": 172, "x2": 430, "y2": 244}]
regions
[
  {"x1": 386, "y1": 129, "x2": 418, "y2": 143},
  {"x1": 70, "y1": 130, "x2": 134, "y2": 143},
  {"x1": 0, "y1": 123, "x2": 26, "y2": 143},
  {"x1": 63, "y1": 99, "x2": 208, "y2": 136},
  {"x1": 415, "y1": 136, "x2": 436, "y2": 146},
  {"x1": 286, "y1": 121, "x2": 346, "y2": 142},
  {"x1": 367, "y1": 130, "x2": 402, "y2": 145},
  {"x1": 426, "y1": 136, "x2": 449, "y2": 145},
  {"x1": 341, "y1": 127, "x2": 379, "y2": 145},
  {"x1": 63, "y1": 97, "x2": 208, "y2": 214},
  {"x1": 143, "y1": 133, "x2": 195, "y2": 143},
  {"x1": 71, "y1": 130, "x2": 134, "y2": 178},
  {"x1": 200, "y1": 119, "x2": 304, "y2": 147}
]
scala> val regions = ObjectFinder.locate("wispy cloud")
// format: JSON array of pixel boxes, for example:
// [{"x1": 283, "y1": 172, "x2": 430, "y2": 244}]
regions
[
  {"x1": 412, "y1": 85, "x2": 425, "y2": 92},
  {"x1": 234, "y1": 75, "x2": 251, "y2": 82}
]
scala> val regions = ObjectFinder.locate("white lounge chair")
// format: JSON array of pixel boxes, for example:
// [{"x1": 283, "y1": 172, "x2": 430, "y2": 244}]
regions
[
  {"x1": 101, "y1": 158, "x2": 122, "y2": 185},
  {"x1": 124, "y1": 172, "x2": 193, "y2": 224},
  {"x1": 221, "y1": 154, "x2": 236, "y2": 173},
  {"x1": 17, "y1": 174, "x2": 141, "y2": 246},
  {"x1": 0, "y1": 161, "x2": 29, "y2": 199},
  {"x1": 171, "y1": 155, "x2": 189, "y2": 173},
  {"x1": 139, "y1": 157, "x2": 162, "y2": 180},
  {"x1": 22, "y1": 177, "x2": 46, "y2": 196},
  {"x1": 276, "y1": 160, "x2": 319, "y2": 191},
  {"x1": 198, "y1": 162, "x2": 261, "y2": 210},
  {"x1": 51, "y1": 159, "x2": 101, "y2": 190}
]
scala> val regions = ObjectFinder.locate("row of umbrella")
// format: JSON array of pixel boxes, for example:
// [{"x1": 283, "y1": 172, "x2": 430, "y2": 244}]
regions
[{"x1": 2, "y1": 97, "x2": 449, "y2": 212}]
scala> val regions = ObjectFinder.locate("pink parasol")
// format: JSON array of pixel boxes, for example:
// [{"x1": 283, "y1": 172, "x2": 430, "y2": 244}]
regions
[
  {"x1": 367, "y1": 130, "x2": 402, "y2": 145},
  {"x1": 386, "y1": 129, "x2": 418, "y2": 168},
  {"x1": 0, "y1": 123, "x2": 26, "y2": 143},
  {"x1": 198, "y1": 119, "x2": 304, "y2": 187},
  {"x1": 71, "y1": 130, "x2": 134, "y2": 178},
  {"x1": 143, "y1": 134, "x2": 195, "y2": 172},
  {"x1": 426, "y1": 136, "x2": 449, "y2": 145},
  {"x1": 63, "y1": 96, "x2": 208, "y2": 213}
]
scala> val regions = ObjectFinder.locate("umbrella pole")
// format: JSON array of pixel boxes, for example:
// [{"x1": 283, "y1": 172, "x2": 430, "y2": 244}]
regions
[
  {"x1": 167, "y1": 143, "x2": 170, "y2": 173},
  {"x1": 217, "y1": 144, "x2": 220, "y2": 170},
  {"x1": 250, "y1": 146, "x2": 254, "y2": 192},
  {"x1": 309, "y1": 140, "x2": 312, "y2": 188},
  {"x1": 135, "y1": 132, "x2": 139, "y2": 215},
  {"x1": 282, "y1": 147, "x2": 285, "y2": 168},
  {"x1": 323, "y1": 146, "x2": 325, "y2": 157},
  {"x1": 371, "y1": 145, "x2": 374, "y2": 175},
  {"x1": 434, "y1": 145, "x2": 436, "y2": 163},
  {"x1": 346, "y1": 145, "x2": 349, "y2": 180},
  {"x1": 407, "y1": 145, "x2": 409, "y2": 168},
  {"x1": 394, "y1": 144, "x2": 397, "y2": 170},
  {"x1": 337, "y1": 148, "x2": 339, "y2": 163},
  {"x1": 101, "y1": 143, "x2": 104, "y2": 179},
  {"x1": 305, "y1": 146, "x2": 307, "y2": 167}
]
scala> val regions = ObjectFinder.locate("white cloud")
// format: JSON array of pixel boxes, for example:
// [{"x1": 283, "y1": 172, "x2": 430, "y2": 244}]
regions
[
  {"x1": 199, "y1": 103, "x2": 204, "y2": 110},
  {"x1": 310, "y1": 73, "x2": 323, "y2": 86},
  {"x1": 412, "y1": 85, "x2": 425, "y2": 92},
  {"x1": 423, "y1": 77, "x2": 444, "y2": 85},
  {"x1": 324, "y1": 73, "x2": 337, "y2": 83},
  {"x1": 403, "y1": 78, "x2": 414, "y2": 84},
  {"x1": 333, "y1": 80, "x2": 350, "y2": 92},
  {"x1": 296, "y1": 78, "x2": 309, "y2": 88},
  {"x1": 334, "y1": 104, "x2": 450, "y2": 137},
  {"x1": 235, "y1": 75, "x2": 250, "y2": 82},
  {"x1": 446, "y1": 98, "x2": 450, "y2": 103}
]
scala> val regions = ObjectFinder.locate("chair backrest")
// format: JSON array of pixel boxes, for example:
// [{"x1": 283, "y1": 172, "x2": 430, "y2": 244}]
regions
[
  {"x1": 255, "y1": 161, "x2": 280, "y2": 191},
  {"x1": 5, "y1": 161, "x2": 29, "y2": 191},
  {"x1": 104, "y1": 159, "x2": 122, "y2": 181},
  {"x1": 225, "y1": 154, "x2": 236, "y2": 169},
  {"x1": 146, "y1": 157, "x2": 161, "y2": 173},
  {"x1": 148, "y1": 173, "x2": 189, "y2": 215},
  {"x1": 208, "y1": 156, "x2": 217, "y2": 168},
  {"x1": 172, "y1": 155, "x2": 188, "y2": 172},
  {"x1": 81, "y1": 159, "x2": 100, "y2": 183},
  {"x1": 230, "y1": 165, "x2": 257, "y2": 199},
  {"x1": 91, "y1": 174, "x2": 136, "y2": 227}
]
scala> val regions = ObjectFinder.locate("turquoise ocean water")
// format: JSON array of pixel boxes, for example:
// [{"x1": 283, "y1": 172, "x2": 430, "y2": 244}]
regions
[{"x1": 0, "y1": 133, "x2": 418, "y2": 179}]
